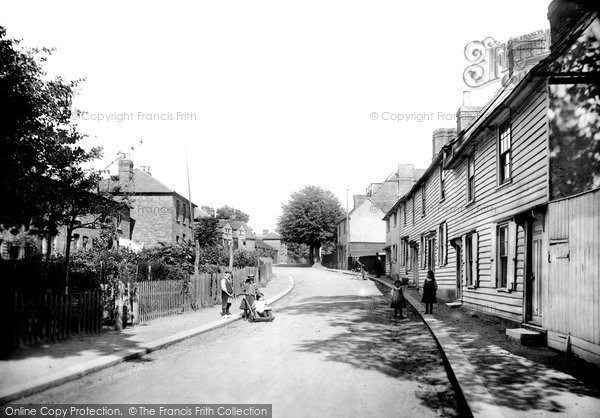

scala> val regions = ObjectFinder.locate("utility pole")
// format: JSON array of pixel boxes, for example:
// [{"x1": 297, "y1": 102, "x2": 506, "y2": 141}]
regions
[
  {"x1": 184, "y1": 145, "x2": 199, "y2": 276},
  {"x1": 346, "y1": 189, "x2": 350, "y2": 270}
]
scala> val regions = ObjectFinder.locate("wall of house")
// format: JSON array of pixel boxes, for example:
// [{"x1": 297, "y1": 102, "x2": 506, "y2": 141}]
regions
[
  {"x1": 546, "y1": 188, "x2": 600, "y2": 365},
  {"x1": 172, "y1": 195, "x2": 195, "y2": 244},
  {"x1": 350, "y1": 201, "x2": 386, "y2": 243},
  {"x1": 129, "y1": 195, "x2": 175, "y2": 247},
  {"x1": 388, "y1": 86, "x2": 549, "y2": 322}
]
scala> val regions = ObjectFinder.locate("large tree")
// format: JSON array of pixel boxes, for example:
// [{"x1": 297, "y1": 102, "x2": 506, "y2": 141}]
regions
[
  {"x1": 216, "y1": 205, "x2": 250, "y2": 222},
  {"x1": 277, "y1": 186, "x2": 343, "y2": 263},
  {"x1": 0, "y1": 26, "x2": 100, "y2": 231}
]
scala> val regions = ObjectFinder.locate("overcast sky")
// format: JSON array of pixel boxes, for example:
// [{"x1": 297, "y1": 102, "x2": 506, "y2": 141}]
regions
[{"x1": 1, "y1": 0, "x2": 550, "y2": 233}]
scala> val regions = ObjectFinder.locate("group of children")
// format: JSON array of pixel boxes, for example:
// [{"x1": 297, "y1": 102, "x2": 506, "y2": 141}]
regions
[
  {"x1": 220, "y1": 271, "x2": 272, "y2": 319},
  {"x1": 390, "y1": 270, "x2": 438, "y2": 318}
]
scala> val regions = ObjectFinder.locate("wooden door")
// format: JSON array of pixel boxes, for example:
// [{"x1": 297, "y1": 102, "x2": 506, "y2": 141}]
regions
[{"x1": 530, "y1": 221, "x2": 544, "y2": 325}]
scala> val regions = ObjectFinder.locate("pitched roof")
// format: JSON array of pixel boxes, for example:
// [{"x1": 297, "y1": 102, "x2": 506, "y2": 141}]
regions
[
  {"x1": 257, "y1": 231, "x2": 281, "y2": 240},
  {"x1": 217, "y1": 219, "x2": 250, "y2": 232},
  {"x1": 99, "y1": 168, "x2": 196, "y2": 206},
  {"x1": 217, "y1": 219, "x2": 232, "y2": 228}
]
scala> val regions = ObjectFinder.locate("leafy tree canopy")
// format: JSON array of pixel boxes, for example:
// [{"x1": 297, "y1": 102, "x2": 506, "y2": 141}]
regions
[
  {"x1": 0, "y1": 26, "x2": 102, "y2": 230},
  {"x1": 216, "y1": 205, "x2": 250, "y2": 222},
  {"x1": 277, "y1": 186, "x2": 343, "y2": 262},
  {"x1": 194, "y1": 217, "x2": 221, "y2": 248}
]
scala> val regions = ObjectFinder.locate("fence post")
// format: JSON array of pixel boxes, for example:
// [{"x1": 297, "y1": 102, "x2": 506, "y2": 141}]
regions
[
  {"x1": 114, "y1": 281, "x2": 124, "y2": 331},
  {"x1": 131, "y1": 284, "x2": 140, "y2": 325}
]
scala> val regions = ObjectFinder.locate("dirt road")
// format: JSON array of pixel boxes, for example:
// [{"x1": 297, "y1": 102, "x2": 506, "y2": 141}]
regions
[{"x1": 18, "y1": 267, "x2": 458, "y2": 417}]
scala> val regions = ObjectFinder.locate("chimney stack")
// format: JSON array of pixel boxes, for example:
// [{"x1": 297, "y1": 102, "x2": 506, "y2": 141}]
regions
[
  {"x1": 262, "y1": 229, "x2": 269, "y2": 235},
  {"x1": 140, "y1": 165, "x2": 151, "y2": 175},
  {"x1": 118, "y1": 159, "x2": 134, "y2": 191},
  {"x1": 432, "y1": 128, "x2": 457, "y2": 159},
  {"x1": 547, "y1": 0, "x2": 599, "y2": 50}
]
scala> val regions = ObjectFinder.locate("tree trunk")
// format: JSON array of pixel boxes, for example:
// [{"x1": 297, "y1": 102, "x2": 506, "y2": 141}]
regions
[
  {"x1": 309, "y1": 244, "x2": 322, "y2": 264},
  {"x1": 64, "y1": 226, "x2": 73, "y2": 295}
]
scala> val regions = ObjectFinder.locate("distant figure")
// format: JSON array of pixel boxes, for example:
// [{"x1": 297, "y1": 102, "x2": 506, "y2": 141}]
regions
[
  {"x1": 421, "y1": 270, "x2": 438, "y2": 314},
  {"x1": 390, "y1": 279, "x2": 406, "y2": 319},
  {"x1": 376, "y1": 255, "x2": 383, "y2": 278},
  {"x1": 221, "y1": 271, "x2": 233, "y2": 317},
  {"x1": 240, "y1": 274, "x2": 262, "y2": 319}
]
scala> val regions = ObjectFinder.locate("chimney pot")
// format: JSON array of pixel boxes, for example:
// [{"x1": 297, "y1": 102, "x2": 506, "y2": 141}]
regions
[{"x1": 432, "y1": 128, "x2": 457, "y2": 159}]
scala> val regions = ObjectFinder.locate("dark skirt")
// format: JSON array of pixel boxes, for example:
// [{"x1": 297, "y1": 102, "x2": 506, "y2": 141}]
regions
[
  {"x1": 421, "y1": 281, "x2": 437, "y2": 303},
  {"x1": 390, "y1": 289, "x2": 406, "y2": 308},
  {"x1": 239, "y1": 294, "x2": 255, "y2": 310}
]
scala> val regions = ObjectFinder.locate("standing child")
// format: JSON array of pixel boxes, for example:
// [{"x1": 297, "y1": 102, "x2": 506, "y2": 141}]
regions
[
  {"x1": 390, "y1": 279, "x2": 406, "y2": 319},
  {"x1": 421, "y1": 270, "x2": 438, "y2": 314}
]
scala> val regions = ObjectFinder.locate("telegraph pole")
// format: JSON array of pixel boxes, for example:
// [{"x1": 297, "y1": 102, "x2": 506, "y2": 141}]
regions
[
  {"x1": 184, "y1": 145, "x2": 199, "y2": 275},
  {"x1": 346, "y1": 189, "x2": 350, "y2": 270}
]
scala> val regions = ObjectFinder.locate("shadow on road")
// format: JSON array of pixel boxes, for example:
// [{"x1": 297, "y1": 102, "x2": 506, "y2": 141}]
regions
[{"x1": 278, "y1": 293, "x2": 460, "y2": 416}]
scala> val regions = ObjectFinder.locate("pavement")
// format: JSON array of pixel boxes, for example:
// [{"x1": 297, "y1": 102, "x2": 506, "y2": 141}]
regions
[
  {"x1": 363, "y1": 272, "x2": 600, "y2": 418},
  {"x1": 0, "y1": 272, "x2": 294, "y2": 405}
]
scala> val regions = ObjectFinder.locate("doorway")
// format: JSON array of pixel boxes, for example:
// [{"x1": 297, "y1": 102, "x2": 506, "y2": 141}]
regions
[
  {"x1": 455, "y1": 242, "x2": 462, "y2": 300},
  {"x1": 527, "y1": 220, "x2": 544, "y2": 325},
  {"x1": 411, "y1": 245, "x2": 419, "y2": 287}
]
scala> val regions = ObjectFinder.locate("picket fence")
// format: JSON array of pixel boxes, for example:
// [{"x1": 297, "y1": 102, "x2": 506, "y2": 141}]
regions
[
  {"x1": 4, "y1": 290, "x2": 103, "y2": 351},
  {"x1": 136, "y1": 266, "x2": 261, "y2": 323},
  {"x1": 2, "y1": 260, "x2": 273, "y2": 351}
]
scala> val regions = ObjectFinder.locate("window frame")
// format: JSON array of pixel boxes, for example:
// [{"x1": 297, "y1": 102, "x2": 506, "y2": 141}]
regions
[
  {"x1": 467, "y1": 154, "x2": 476, "y2": 204},
  {"x1": 465, "y1": 234, "x2": 473, "y2": 286},
  {"x1": 421, "y1": 185, "x2": 426, "y2": 216},
  {"x1": 497, "y1": 223, "x2": 509, "y2": 288},
  {"x1": 440, "y1": 166, "x2": 446, "y2": 201},
  {"x1": 498, "y1": 120, "x2": 512, "y2": 185}
]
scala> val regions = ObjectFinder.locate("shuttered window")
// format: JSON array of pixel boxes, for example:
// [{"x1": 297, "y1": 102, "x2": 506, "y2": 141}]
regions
[
  {"x1": 422, "y1": 185, "x2": 426, "y2": 216},
  {"x1": 499, "y1": 121, "x2": 511, "y2": 184},
  {"x1": 494, "y1": 221, "x2": 517, "y2": 290}
]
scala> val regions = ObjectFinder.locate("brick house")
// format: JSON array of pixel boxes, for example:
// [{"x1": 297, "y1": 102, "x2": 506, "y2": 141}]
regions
[
  {"x1": 383, "y1": 0, "x2": 600, "y2": 365},
  {"x1": 217, "y1": 219, "x2": 249, "y2": 250},
  {"x1": 101, "y1": 159, "x2": 197, "y2": 248}
]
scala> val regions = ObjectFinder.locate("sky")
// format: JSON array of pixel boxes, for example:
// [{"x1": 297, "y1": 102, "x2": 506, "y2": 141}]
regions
[{"x1": 1, "y1": 0, "x2": 550, "y2": 233}]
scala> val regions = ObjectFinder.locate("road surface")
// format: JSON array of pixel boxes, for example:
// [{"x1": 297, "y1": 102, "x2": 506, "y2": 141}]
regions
[{"x1": 17, "y1": 267, "x2": 458, "y2": 417}]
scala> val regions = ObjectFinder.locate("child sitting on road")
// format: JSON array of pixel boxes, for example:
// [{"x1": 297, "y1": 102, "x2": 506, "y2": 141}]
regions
[
  {"x1": 252, "y1": 294, "x2": 272, "y2": 318},
  {"x1": 390, "y1": 279, "x2": 406, "y2": 319}
]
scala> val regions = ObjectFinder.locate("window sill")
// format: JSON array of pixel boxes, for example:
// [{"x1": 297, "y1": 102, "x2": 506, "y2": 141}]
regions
[
  {"x1": 467, "y1": 285, "x2": 478, "y2": 290},
  {"x1": 496, "y1": 180, "x2": 512, "y2": 191},
  {"x1": 465, "y1": 199, "x2": 476, "y2": 208},
  {"x1": 497, "y1": 288, "x2": 512, "y2": 293}
]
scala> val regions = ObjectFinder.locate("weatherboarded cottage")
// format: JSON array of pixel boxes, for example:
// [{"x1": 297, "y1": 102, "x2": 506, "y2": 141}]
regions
[{"x1": 384, "y1": 0, "x2": 600, "y2": 365}]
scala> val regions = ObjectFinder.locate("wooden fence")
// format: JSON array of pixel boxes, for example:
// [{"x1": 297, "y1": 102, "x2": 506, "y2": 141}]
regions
[
  {"x1": 1, "y1": 259, "x2": 274, "y2": 351},
  {"x1": 3, "y1": 290, "x2": 102, "y2": 351}
]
